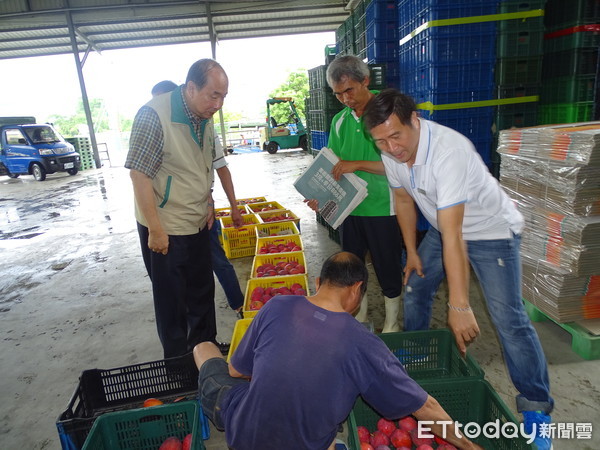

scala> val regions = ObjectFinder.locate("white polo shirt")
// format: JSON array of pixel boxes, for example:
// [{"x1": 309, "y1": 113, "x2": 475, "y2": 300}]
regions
[{"x1": 382, "y1": 118, "x2": 524, "y2": 241}]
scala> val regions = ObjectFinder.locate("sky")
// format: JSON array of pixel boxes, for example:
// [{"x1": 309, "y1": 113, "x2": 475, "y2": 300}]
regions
[{"x1": 0, "y1": 31, "x2": 335, "y2": 124}]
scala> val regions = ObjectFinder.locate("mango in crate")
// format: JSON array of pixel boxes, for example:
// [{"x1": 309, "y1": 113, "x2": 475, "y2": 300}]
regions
[
  {"x1": 256, "y1": 260, "x2": 305, "y2": 277},
  {"x1": 249, "y1": 283, "x2": 307, "y2": 310}
]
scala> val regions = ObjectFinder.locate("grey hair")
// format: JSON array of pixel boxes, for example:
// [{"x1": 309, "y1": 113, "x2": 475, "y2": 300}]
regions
[{"x1": 326, "y1": 55, "x2": 370, "y2": 87}]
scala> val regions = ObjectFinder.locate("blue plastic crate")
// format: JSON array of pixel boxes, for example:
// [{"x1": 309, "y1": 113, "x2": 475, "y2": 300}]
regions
[
  {"x1": 399, "y1": 0, "x2": 499, "y2": 40},
  {"x1": 366, "y1": 39, "x2": 398, "y2": 61},
  {"x1": 420, "y1": 107, "x2": 494, "y2": 165},
  {"x1": 414, "y1": 87, "x2": 496, "y2": 105},
  {"x1": 413, "y1": 27, "x2": 497, "y2": 63},
  {"x1": 406, "y1": 62, "x2": 496, "y2": 94},
  {"x1": 310, "y1": 130, "x2": 330, "y2": 151},
  {"x1": 366, "y1": 19, "x2": 398, "y2": 42},
  {"x1": 365, "y1": 0, "x2": 397, "y2": 23}
]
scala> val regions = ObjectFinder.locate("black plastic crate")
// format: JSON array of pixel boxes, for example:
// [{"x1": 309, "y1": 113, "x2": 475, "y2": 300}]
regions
[
  {"x1": 544, "y1": 27, "x2": 600, "y2": 53},
  {"x1": 544, "y1": 0, "x2": 600, "y2": 31},
  {"x1": 368, "y1": 63, "x2": 387, "y2": 90},
  {"x1": 56, "y1": 354, "x2": 206, "y2": 450},
  {"x1": 542, "y1": 48, "x2": 599, "y2": 78},
  {"x1": 541, "y1": 74, "x2": 597, "y2": 103}
]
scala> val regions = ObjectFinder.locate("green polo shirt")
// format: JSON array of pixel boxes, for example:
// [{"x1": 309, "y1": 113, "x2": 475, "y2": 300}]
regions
[{"x1": 327, "y1": 101, "x2": 393, "y2": 217}]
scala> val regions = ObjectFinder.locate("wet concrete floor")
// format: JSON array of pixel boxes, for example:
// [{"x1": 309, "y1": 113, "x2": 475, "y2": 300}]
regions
[{"x1": 0, "y1": 149, "x2": 598, "y2": 449}]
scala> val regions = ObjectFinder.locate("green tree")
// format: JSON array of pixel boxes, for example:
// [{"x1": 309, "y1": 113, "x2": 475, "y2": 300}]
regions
[
  {"x1": 268, "y1": 70, "x2": 309, "y2": 125},
  {"x1": 49, "y1": 98, "x2": 132, "y2": 137}
]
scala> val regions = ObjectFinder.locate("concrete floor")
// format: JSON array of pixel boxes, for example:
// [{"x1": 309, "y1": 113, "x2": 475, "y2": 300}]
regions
[{"x1": 0, "y1": 149, "x2": 598, "y2": 450}]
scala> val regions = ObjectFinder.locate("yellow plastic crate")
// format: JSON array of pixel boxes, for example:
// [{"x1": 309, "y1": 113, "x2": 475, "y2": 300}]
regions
[
  {"x1": 214, "y1": 205, "x2": 248, "y2": 218},
  {"x1": 251, "y1": 251, "x2": 306, "y2": 278},
  {"x1": 243, "y1": 274, "x2": 310, "y2": 318},
  {"x1": 244, "y1": 201, "x2": 286, "y2": 214},
  {"x1": 226, "y1": 318, "x2": 253, "y2": 362},
  {"x1": 256, "y1": 210, "x2": 300, "y2": 229},
  {"x1": 236, "y1": 196, "x2": 267, "y2": 205},
  {"x1": 220, "y1": 214, "x2": 260, "y2": 259},
  {"x1": 255, "y1": 221, "x2": 300, "y2": 238},
  {"x1": 255, "y1": 234, "x2": 303, "y2": 255}
]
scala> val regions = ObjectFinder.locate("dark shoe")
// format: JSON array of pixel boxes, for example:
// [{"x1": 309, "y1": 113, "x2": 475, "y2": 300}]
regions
[
  {"x1": 214, "y1": 341, "x2": 230, "y2": 356},
  {"x1": 236, "y1": 310, "x2": 244, "y2": 320}
]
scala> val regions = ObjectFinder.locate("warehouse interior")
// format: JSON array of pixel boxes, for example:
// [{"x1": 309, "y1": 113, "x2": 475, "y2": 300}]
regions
[{"x1": 1, "y1": 0, "x2": 599, "y2": 449}]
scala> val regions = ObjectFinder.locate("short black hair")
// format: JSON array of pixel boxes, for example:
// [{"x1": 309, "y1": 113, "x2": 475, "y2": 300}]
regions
[
  {"x1": 151, "y1": 80, "x2": 177, "y2": 97},
  {"x1": 319, "y1": 252, "x2": 368, "y2": 296},
  {"x1": 186, "y1": 58, "x2": 225, "y2": 89},
  {"x1": 363, "y1": 88, "x2": 417, "y2": 131}
]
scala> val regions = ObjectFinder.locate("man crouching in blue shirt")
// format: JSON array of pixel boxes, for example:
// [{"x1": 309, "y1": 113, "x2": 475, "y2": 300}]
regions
[{"x1": 193, "y1": 252, "x2": 483, "y2": 450}]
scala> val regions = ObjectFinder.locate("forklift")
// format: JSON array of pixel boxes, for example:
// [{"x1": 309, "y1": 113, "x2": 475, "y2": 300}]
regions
[{"x1": 262, "y1": 97, "x2": 308, "y2": 154}]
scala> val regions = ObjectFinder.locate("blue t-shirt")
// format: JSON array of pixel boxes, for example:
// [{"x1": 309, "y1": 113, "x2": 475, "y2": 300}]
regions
[{"x1": 222, "y1": 295, "x2": 428, "y2": 449}]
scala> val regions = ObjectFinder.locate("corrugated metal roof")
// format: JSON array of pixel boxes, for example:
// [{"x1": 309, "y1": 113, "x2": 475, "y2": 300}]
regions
[{"x1": 0, "y1": 0, "x2": 351, "y2": 60}]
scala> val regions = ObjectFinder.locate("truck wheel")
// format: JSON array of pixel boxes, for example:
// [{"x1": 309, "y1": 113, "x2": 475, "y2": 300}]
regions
[
  {"x1": 31, "y1": 163, "x2": 46, "y2": 181},
  {"x1": 67, "y1": 168, "x2": 78, "y2": 176},
  {"x1": 299, "y1": 135, "x2": 308, "y2": 152},
  {"x1": 266, "y1": 141, "x2": 279, "y2": 154},
  {"x1": 8, "y1": 173, "x2": 19, "y2": 179}
]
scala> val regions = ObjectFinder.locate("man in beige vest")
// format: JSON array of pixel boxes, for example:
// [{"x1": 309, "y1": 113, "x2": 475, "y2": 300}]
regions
[{"x1": 126, "y1": 59, "x2": 229, "y2": 358}]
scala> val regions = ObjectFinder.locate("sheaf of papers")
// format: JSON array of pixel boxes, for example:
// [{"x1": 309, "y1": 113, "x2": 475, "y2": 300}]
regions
[{"x1": 294, "y1": 147, "x2": 368, "y2": 230}]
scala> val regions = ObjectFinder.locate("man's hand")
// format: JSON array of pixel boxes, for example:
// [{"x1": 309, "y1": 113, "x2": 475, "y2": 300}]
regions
[
  {"x1": 230, "y1": 206, "x2": 244, "y2": 228},
  {"x1": 403, "y1": 252, "x2": 424, "y2": 286},
  {"x1": 303, "y1": 198, "x2": 319, "y2": 212},
  {"x1": 448, "y1": 308, "x2": 480, "y2": 357},
  {"x1": 148, "y1": 228, "x2": 169, "y2": 255},
  {"x1": 331, "y1": 160, "x2": 357, "y2": 181},
  {"x1": 207, "y1": 203, "x2": 215, "y2": 230}
]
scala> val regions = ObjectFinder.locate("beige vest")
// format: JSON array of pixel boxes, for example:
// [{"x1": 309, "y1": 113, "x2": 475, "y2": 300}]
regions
[{"x1": 134, "y1": 89, "x2": 215, "y2": 235}]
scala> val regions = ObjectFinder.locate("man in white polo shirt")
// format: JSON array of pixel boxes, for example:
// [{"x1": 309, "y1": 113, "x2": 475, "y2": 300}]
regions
[{"x1": 363, "y1": 89, "x2": 553, "y2": 450}]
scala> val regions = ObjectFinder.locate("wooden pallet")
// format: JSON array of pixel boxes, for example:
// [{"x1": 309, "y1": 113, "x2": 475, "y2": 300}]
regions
[{"x1": 524, "y1": 300, "x2": 600, "y2": 360}]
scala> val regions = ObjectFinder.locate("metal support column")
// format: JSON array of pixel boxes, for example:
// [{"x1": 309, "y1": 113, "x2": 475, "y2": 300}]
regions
[
  {"x1": 206, "y1": 1, "x2": 228, "y2": 153},
  {"x1": 65, "y1": 10, "x2": 102, "y2": 169}
]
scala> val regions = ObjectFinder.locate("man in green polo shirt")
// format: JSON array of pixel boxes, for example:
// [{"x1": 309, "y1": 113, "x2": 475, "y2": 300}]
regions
[{"x1": 306, "y1": 55, "x2": 404, "y2": 332}]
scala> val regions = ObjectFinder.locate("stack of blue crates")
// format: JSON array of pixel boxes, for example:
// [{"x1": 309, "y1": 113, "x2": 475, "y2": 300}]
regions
[
  {"x1": 398, "y1": 0, "x2": 500, "y2": 167},
  {"x1": 365, "y1": 0, "x2": 400, "y2": 88}
]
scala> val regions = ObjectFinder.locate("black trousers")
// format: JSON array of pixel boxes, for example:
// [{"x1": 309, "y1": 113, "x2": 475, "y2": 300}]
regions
[
  {"x1": 138, "y1": 223, "x2": 216, "y2": 358},
  {"x1": 339, "y1": 215, "x2": 404, "y2": 298}
]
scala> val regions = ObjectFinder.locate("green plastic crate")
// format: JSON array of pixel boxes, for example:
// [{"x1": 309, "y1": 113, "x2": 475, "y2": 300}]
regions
[
  {"x1": 308, "y1": 88, "x2": 343, "y2": 112},
  {"x1": 496, "y1": 102, "x2": 539, "y2": 130},
  {"x1": 308, "y1": 65, "x2": 328, "y2": 90},
  {"x1": 377, "y1": 329, "x2": 484, "y2": 381},
  {"x1": 82, "y1": 401, "x2": 204, "y2": 450},
  {"x1": 539, "y1": 102, "x2": 594, "y2": 124},
  {"x1": 497, "y1": 27, "x2": 544, "y2": 58},
  {"x1": 348, "y1": 378, "x2": 534, "y2": 450},
  {"x1": 496, "y1": 56, "x2": 543, "y2": 85}
]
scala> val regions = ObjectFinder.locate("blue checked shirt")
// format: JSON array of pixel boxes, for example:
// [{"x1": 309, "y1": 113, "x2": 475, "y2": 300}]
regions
[{"x1": 126, "y1": 87, "x2": 208, "y2": 178}]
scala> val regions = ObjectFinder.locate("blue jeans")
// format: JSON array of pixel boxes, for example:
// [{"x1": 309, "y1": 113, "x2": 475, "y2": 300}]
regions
[
  {"x1": 210, "y1": 222, "x2": 244, "y2": 311},
  {"x1": 404, "y1": 228, "x2": 554, "y2": 414}
]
